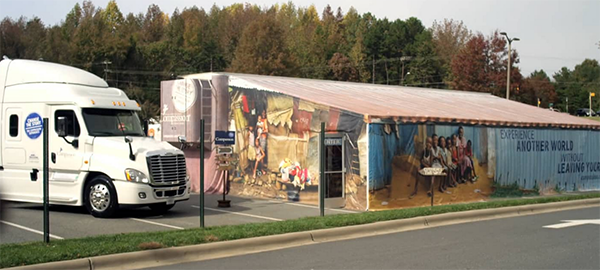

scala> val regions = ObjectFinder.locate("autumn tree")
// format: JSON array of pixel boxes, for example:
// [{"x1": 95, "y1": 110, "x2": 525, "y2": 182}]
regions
[
  {"x1": 431, "y1": 19, "x2": 471, "y2": 84},
  {"x1": 319, "y1": 5, "x2": 344, "y2": 67},
  {"x1": 516, "y1": 70, "x2": 557, "y2": 107},
  {"x1": 21, "y1": 17, "x2": 47, "y2": 60},
  {"x1": 450, "y1": 31, "x2": 522, "y2": 96},
  {"x1": 142, "y1": 4, "x2": 167, "y2": 43},
  {"x1": 4, "y1": 1, "x2": 578, "y2": 119},
  {"x1": 229, "y1": 10, "x2": 296, "y2": 76},
  {"x1": 217, "y1": 3, "x2": 262, "y2": 67},
  {"x1": 291, "y1": 5, "x2": 325, "y2": 78},
  {"x1": 342, "y1": 7, "x2": 369, "y2": 82},
  {"x1": 102, "y1": 0, "x2": 124, "y2": 31},
  {"x1": 0, "y1": 17, "x2": 25, "y2": 58},
  {"x1": 450, "y1": 33, "x2": 487, "y2": 92},
  {"x1": 329, "y1": 52, "x2": 358, "y2": 81}
]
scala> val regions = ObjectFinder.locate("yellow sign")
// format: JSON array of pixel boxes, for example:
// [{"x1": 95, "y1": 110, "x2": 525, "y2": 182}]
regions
[{"x1": 591, "y1": 92, "x2": 596, "y2": 97}]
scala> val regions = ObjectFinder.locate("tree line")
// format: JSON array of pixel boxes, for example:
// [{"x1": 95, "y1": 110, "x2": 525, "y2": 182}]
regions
[{"x1": 1, "y1": 1, "x2": 598, "y2": 119}]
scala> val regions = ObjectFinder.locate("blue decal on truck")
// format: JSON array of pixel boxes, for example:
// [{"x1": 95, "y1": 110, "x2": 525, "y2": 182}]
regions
[{"x1": 24, "y1": 113, "x2": 43, "y2": 139}]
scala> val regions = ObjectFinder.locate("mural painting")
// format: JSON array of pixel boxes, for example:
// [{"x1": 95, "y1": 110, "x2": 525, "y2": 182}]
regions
[
  {"x1": 369, "y1": 123, "x2": 600, "y2": 210},
  {"x1": 228, "y1": 87, "x2": 368, "y2": 210},
  {"x1": 369, "y1": 124, "x2": 494, "y2": 209}
]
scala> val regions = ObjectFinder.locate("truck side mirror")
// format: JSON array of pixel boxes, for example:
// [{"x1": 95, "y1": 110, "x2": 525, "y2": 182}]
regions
[
  {"x1": 178, "y1": 136, "x2": 187, "y2": 150},
  {"x1": 57, "y1": 116, "x2": 67, "y2": 137}
]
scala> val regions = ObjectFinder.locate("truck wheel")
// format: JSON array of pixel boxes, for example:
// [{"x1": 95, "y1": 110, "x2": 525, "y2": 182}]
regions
[
  {"x1": 149, "y1": 203, "x2": 175, "y2": 214},
  {"x1": 84, "y1": 175, "x2": 118, "y2": 218}
]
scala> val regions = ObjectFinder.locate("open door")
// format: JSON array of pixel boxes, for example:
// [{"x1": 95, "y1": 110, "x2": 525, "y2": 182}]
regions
[{"x1": 323, "y1": 135, "x2": 345, "y2": 208}]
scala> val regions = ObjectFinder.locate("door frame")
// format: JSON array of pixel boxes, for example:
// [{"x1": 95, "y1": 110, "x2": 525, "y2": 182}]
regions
[{"x1": 321, "y1": 133, "x2": 346, "y2": 208}]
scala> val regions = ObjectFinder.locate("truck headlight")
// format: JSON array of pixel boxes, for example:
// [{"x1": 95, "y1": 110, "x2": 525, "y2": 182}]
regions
[{"x1": 125, "y1": 169, "x2": 149, "y2": 184}]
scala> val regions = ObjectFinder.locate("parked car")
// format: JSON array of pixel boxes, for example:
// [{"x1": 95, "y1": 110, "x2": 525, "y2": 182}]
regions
[
  {"x1": 548, "y1": 108, "x2": 560, "y2": 112},
  {"x1": 575, "y1": 108, "x2": 596, "y2": 117}
]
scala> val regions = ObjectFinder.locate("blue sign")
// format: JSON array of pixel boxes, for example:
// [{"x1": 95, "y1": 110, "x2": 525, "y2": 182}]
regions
[
  {"x1": 215, "y1": 130, "x2": 235, "y2": 145},
  {"x1": 24, "y1": 113, "x2": 43, "y2": 139}
]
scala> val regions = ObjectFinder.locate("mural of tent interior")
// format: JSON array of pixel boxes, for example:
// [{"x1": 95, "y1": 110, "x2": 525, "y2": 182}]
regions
[{"x1": 160, "y1": 73, "x2": 600, "y2": 211}]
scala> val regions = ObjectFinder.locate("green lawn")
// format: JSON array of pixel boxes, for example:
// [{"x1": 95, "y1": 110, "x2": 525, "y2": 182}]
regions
[{"x1": 588, "y1": 116, "x2": 600, "y2": 122}]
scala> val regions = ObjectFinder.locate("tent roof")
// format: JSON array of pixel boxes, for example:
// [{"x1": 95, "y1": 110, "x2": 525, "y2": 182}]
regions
[{"x1": 184, "y1": 72, "x2": 600, "y2": 130}]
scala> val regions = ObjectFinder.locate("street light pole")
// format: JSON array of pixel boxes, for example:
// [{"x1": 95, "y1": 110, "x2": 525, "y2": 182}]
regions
[
  {"x1": 500, "y1": 32, "x2": 519, "y2": 100},
  {"x1": 507, "y1": 41, "x2": 511, "y2": 100}
]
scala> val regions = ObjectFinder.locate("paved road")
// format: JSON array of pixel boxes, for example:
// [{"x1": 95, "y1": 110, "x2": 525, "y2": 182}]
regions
[
  {"x1": 150, "y1": 207, "x2": 600, "y2": 270},
  {"x1": 0, "y1": 194, "x2": 357, "y2": 244}
]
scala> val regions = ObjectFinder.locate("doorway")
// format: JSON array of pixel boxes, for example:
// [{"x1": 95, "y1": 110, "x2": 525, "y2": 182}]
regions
[{"x1": 323, "y1": 135, "x2": 345, "y2": 208}]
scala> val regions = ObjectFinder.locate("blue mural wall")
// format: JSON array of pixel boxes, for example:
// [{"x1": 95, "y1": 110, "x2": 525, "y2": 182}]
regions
[
  {"x1": 368, "y1": 123, "x2": 488, "y2": 191},
  {"x1": 368, "y1": 123, "x2": 600, "y2": 193},
  {"x1": 495, "y1": 128, "x2": 600, "y2": 191}
]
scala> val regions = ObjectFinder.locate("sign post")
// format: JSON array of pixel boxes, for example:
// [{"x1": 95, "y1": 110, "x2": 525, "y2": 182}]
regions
[
  {"x1": 199, "y1": 119, "x2": 205, "y2": 228},
  {"x1": 42, "y1": 118, "x2": 50, "y2": 243},
  {"x1": 215, "y1": 131, "x2": 235, "y2": 208},
  {"x1": 319, "y1": 122, "x2": 325, "y2": 217},
  {"x1": 418, "y1": 168, "x2": 446, "y2": 207},
  {"x1": 590, "y1": 92, "x2": 595, "y2": 116}
]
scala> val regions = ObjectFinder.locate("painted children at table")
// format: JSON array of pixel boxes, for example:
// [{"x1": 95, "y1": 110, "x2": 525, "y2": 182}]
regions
[{"x1": 410, "y1": 137, "x2": 433, "y2": 199}]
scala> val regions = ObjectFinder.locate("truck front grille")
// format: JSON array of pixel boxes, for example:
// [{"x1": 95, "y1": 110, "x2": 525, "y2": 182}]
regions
[{"x1": 148, "y1": 154, "x2": 187, "y2": 186}]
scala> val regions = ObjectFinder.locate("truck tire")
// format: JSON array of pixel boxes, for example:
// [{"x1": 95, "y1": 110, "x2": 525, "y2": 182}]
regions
[
  {"x1": 84, "y1": 175, "x2": 119, "y2": 218},
  {"x1": 149, "y1": 203, "x2": 175, "y2": 214}
]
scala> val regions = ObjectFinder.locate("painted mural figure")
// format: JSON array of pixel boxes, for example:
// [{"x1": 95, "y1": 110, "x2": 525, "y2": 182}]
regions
[
  {"x1": 256, "y1": 110, "x2": 269, "y2": 170},
  {"x1": 253, "y1": 138, "x2": 266, "y2": 179},
  {"x1": 409, "y1": 130, "x2": 483, "y2": 199},
  {"x1": 445, "y1": 136, "x2": 459, "y2": 187},
  {"x1": 451, "y1": 134, "x2": 460, "y2": 182},
  {"x1": 466, "y1": 140, "x2": 478, "y2": 181},
  {"x1": 247, "y1": 126, "x2": 256, "y2": 167},
  {"x1": 457, "y1": 126, "x2": 475, "y2": 183},
  {"x1": 410, "y1": 137, "x2": 433, "y2": 198},
  {"x1": 430, "y1": 134, "x2": 446, "y2": 193},
  {"x1": 256, "y1": 115, "x2": 265, "y2": 136},
  {"x1": 439, "y1": 136, "x2": 456, "y2": 191}
]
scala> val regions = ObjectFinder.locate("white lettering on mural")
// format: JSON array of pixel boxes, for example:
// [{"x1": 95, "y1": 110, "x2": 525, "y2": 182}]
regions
[
  {"x1": 500, "y1": 129, "x2": 599, "y2": 177},
  {"x1": 162, "y1": 115, "x2": 190, "y2": 122},
  {"x1": 215, "y1": 137, "x2": 234, "y2": 143},
  {"x1": 500, "y1": 129, "x2": 573, "y2": 152}
]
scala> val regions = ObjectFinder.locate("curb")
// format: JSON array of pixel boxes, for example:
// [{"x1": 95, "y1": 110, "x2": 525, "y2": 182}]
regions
[
  {"x1": 5, "y1": 259, "x2": 91, "y2": 270},
  {"x1": 7, "y1": 198, "x2": 599, "y2": 270}
]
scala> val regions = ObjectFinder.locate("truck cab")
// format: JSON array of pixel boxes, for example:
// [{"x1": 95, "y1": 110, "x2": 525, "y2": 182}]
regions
[{"x1": 0, "y1": 59, "x2": 190, "y2": 217}]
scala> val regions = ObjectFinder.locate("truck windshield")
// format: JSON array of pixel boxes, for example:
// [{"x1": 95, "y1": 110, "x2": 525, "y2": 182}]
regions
[{"x1": 82, "y1": 108, "x2": 145, "y2": 137}]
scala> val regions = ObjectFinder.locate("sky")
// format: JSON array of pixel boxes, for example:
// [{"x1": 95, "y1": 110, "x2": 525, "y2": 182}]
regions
[{"x1": 1, "y1": 0, "x2": 599, "y2": 78}]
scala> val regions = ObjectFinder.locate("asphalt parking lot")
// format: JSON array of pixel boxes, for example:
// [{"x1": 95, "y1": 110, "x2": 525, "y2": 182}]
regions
[{"x1": 0, "y1": 194, "x2": 359, "y2": 244}]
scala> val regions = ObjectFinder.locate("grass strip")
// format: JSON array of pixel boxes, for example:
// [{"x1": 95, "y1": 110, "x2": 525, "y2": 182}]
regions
[
  {"x1": 588, "y1": 116, "x2": 600, "y2": 122},
  {"x1": 1, "y1": 192, "x2": 599, "y2": 268}
]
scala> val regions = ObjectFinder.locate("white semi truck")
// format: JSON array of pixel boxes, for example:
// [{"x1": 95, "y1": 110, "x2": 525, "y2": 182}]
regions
[{"x1": 0, "y1": 58, "x2": 190, "y2": 218}]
